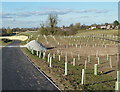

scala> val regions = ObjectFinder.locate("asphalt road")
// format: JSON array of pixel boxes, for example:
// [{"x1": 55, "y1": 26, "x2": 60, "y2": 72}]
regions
[{"x1": 2, "y1": 40, "x2": 60, "y2": 91}]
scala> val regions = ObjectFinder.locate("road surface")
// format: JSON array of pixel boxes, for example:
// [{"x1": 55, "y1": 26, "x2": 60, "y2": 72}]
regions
[{"x1": 2, "y1": 40, "x2": 60, "y2": 91}]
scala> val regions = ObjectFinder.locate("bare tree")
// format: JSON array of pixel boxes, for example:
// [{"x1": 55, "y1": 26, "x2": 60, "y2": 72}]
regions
[
  {"x1": 48, "y1": 14, "x2": 58, "y2": 29},
  {"x1": 75, "y1": 23, "x2": 81, "y2": 29}
]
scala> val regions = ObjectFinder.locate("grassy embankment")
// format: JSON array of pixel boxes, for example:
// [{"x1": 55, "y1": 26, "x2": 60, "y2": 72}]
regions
[{"x1": 20, "y1": 30, "x2": 118, "y2": 90}]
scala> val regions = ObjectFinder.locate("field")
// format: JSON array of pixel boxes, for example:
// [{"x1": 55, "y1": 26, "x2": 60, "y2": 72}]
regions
[{"x1": 20, "y1": 30, "x2": 119, "y2": 90}]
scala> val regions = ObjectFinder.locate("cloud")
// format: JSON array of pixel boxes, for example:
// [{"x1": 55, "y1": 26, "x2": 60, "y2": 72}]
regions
[
  {"x1": 95, "y1": 9, "x2": 111, "y2": 13},
  {"x1": 15, "y1": 7, "x2": 26, "y2": 11},
  {"x1": 2, "y1": 13, "x2": 15, "y2": 18},
  {"x1": 2, "y1": 16, "x2": 13, "y2": 18},
  {"x1": 3, "y1": 18, "x2": 16, "y2": 22},
  {"x1": 1, "y1": 9, "x2": 111, "y2": 19},
  {"x1": 74, "y1": 9, "x2": 111, "y2": 13}
]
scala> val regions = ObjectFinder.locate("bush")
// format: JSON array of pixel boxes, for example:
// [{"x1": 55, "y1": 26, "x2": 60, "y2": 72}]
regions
[
  {"x1": 39, "y1": 27, "x2": 78, "y2": 36},
  {"x1": 2, "y1": 39, "x2": 12, "y2": 43}
]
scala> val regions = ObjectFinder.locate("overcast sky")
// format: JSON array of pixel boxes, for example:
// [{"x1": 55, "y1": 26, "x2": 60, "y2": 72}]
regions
[{"x1": 1, "y1": 2, "x2": 118, "y2": 28}]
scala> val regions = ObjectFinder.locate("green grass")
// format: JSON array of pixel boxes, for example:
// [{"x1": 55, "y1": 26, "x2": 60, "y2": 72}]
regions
[{"x1": 77, "y1": 30, "x2": 118, "y2": 36}]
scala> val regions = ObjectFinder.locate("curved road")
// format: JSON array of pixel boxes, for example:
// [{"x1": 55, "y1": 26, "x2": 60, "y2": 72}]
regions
[{"x1": 2, "y1": 40, "x2": 60, "y2": 91}]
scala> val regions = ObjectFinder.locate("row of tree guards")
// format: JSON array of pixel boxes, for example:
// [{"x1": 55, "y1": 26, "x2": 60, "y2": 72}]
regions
[
  {"x1": 28, "y1": 47, "x2": 120, "y2": 91},
  {"x1": 32, "y1": 35, "x2": 117, "y2": 49}
]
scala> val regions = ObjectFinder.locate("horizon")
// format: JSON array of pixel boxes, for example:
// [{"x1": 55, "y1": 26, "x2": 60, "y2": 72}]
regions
[{"x1": 1, "y1": 2, "x2": 118, "y2": 28}]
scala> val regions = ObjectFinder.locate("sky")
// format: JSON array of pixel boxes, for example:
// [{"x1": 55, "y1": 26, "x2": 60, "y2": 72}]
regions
[{"x1": 1, "y1": 2, "x2": 118, "y2": 28}]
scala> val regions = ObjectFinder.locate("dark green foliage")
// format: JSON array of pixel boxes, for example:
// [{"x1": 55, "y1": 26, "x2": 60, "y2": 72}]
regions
[
  {"x1": 113, "y1": 20, "x2": 119, "y2": 27},
  {"x1": 39, "y1": 27, "x2": 78, "y2": 36},
  {"x1": 2, "y1": 39, "x2": 12, "y2": 43}
]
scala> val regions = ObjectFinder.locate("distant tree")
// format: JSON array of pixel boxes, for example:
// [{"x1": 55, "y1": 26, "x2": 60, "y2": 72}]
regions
[
  {"x1": 48, "y1": 14, "x2": 58, "y2": 28},
  {"x1": 105, "y1": 23, "x2": 109, "y2": 26},
  {"x1": 91, "y1": 24, "x2": 97, "y2": 26},
  {"x1": 12, "y1": 28, "x2": 21, "y2": 32},
  {"x1": 75, "y1": 23, "x2": 81, "y2": 29},
  {"x1": 80, "y1": 24, "x2": 89, "y2": 30},
  {"x1": 113, "y1": 20, "x2": 119, "y2": 27},
  {"x1": 40, "y1": 21, "x2": 46, "y2": 28},
  {"x1": 69, "y1": 24, "x2": 73, "y2": 27},
  {"x1": 62, "y1": 25, "x2": 65, "y2": 28},
  {"x1": 48, "y1": 14, "x2": 58, "y2": 34},
  {"x1": 2, "y1": 27, "x2": 7, "y2": 35},
  {"x1": 6, "y1": 27, "x2": 13, "y2": 34}
]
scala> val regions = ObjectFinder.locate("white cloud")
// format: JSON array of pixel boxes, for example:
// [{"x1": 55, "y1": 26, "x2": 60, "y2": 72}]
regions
[{"x1": 1, "y1": 9, "x2": 111, "y2": 19}]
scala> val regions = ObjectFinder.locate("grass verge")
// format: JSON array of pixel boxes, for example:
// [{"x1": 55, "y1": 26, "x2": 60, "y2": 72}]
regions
[{"x1": 21, "y1": 47, "x2": 116, "y2": 90}]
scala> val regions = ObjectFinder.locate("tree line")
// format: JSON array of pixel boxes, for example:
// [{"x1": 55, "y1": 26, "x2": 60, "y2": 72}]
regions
[
  {"x1": 1, "y1": 27, "x2": 38, "y2": 36},
  {"x1": 1, "y1": 14, "x2": 119, "y2": 36}
]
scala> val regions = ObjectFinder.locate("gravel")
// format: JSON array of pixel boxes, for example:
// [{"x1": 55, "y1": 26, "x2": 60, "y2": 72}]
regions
[{"x1": 25, "y1": 40, "x2": 47, "y2": 52}]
